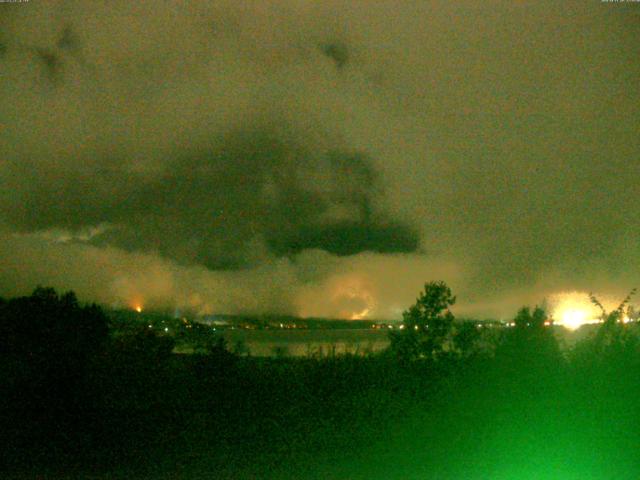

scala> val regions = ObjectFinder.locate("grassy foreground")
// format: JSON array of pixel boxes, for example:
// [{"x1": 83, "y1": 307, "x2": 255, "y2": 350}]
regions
[
  {"x1": 2, "y1": 287, "x2": 640, "y2": 479},
  {"x1": 3, "y1": 348, "x2": 640, "y2": 479}
]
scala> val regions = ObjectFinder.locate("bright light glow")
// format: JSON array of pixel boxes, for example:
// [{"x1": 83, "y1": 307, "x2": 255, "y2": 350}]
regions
[
  {"x1": 551, "y1": 291, "x2": 602, "y2": 330},
  {"x1": 559, "y1": 309, "x2": 588, "y2": 331},
  {"x1": 350, "y1": 308, "x2": 371, "y2": 320},
  {"x1": 135, "y1": 305, "x2": 142, "y2": 313},
  {"x1": 332, "y1": 275, "x2": 375, "y2": 320}
]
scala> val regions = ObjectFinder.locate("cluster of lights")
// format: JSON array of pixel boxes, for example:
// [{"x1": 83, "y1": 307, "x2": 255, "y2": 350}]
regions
[{"x1": 129, "y1": 290, "x2": 635, "y2": 336}]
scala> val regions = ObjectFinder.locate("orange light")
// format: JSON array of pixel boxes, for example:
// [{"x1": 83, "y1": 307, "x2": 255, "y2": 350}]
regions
[{"x1": 350, "y1": 308, "x2": 371, "y2": 320}]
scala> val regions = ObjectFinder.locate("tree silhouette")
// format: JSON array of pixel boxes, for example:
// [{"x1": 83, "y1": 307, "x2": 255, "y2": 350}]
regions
[
  {"x1": 453, "y1": 321, "x2": 488, "y2": 360},
  {"x1": 389, "y1": 281, "x2": 456, "y2": 361},
  {"x1": 0, "y1": 287, "x2": 110, "y2": 458},
  {"x1": 496, "y1": 306, "x2": 562, "y2": 373},
  {"x1": 0, "y1": 286, "x2": 108, "y2": 362}
]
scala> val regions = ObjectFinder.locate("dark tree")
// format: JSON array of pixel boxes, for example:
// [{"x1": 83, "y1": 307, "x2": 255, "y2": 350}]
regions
[
  {"x1": 496, "y1": 306, "x2": 562, "y2": 373},
  {"x1": 0, "y1": 287, "x2": 110, "y2": 461},
  {"x1": 453, "y1": 321, "x2": 487, "y2": 360},
  {"x1": 0, "y1": 286, "x2": 108, "y2": 362},
  {"x1": 389, "y1": 281, "x2": 456, "y2": 361}
]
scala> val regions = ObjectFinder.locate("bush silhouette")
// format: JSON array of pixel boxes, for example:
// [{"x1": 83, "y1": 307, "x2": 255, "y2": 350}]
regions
[
  {"x1": 495, "y1": 306, "x2": 562, "y2": 375},
  {"x1": 572, "y1": 290, "x2": 640, "y2": 372}
]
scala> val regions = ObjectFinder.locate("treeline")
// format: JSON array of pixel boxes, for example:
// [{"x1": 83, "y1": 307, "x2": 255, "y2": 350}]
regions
[
  {"x1": 2, "y1": 285, "x2": 640, "y2": 478},
  {"x1": 389, "y1": 281, "x2": 640, "y2": 369}
]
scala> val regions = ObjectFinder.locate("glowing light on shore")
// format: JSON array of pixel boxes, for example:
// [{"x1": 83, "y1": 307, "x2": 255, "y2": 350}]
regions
[
  {"x1": 550, "y1": 291, "x2": 601, "y2": 330},
  {"x1": 134, "y1": 305, "x2": 143, "y2": 313},
  {"x1": 559, "y1": 309, "x2": 588, "y2": 330}
]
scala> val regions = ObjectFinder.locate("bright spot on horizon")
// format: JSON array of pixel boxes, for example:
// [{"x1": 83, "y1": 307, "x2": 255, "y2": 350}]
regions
[
  {"x1": 551, "y1": 291, "x2": 601, "y2": 330},
  {"x1": 323, "y1": 274, "x2": 376, "y2": 320},
  {"x1": 559, "y1": 309, "x2": 588, "y2": 331},
  {"x1": 350, "y1": 308, "x2": 371, "y2": 320},
  {"x1": 134, "y1": 305, "x2": 143, "y2": 313}
]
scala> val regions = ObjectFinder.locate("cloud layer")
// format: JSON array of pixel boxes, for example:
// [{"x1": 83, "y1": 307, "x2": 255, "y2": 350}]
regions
[{"x1": 1, "y1": 1, "x2": 639, "y2": 318}]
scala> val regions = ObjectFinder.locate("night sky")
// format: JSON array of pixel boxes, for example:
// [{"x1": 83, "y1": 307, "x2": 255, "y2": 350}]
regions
[{"x1": 1, "y1": 1, "x2": 639, "y2": 319}]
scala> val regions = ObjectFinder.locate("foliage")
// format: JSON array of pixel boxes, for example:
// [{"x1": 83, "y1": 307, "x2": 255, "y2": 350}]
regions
[
  {"x1": 0, "y1": 286, "x2": 109, "y2": 366},
  {"x1": 207, "y1": 335, "x2": 237, "y2": 363},
  {"x1": 572, "y1": 289, "x2": 640, "y2": 369},
  {"x1": 5, "y1": 284, "x2": 640, "y2": 478},
  {"x1": 272, "y1": 344, "x2": 291, "y2": 359},
  {"x1": 389, "y1": 281, "x2": 457, "y2": 361},
  {"x1": 0, "y1": 287, "x2": 110, "y2": 465},
  {"x1": 589, "y1": 287, "x2": 636, "y2": 325},
  {"x1": 496, "y1": 306, "x2": 562, "y2": 372},
  {"x1": 453, "y1": 321, "x2": 491, "y2": 359},
  {"x1": 232, "y1": 338, "x2": 251, "y2": 356},
  {"x1": 110, "y1": 325, "x2": 176, "y2": 363}
]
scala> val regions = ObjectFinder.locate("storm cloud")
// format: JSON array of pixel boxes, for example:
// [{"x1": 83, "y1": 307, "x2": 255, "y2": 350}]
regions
[{"x1": 0, "y1": 1, "x2": 638, "y2": 318}]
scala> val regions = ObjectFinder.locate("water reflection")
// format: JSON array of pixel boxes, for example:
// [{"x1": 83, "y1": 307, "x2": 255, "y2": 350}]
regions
[{"x1": 221, "y1": 329, "x2": 390, "y2": 357}]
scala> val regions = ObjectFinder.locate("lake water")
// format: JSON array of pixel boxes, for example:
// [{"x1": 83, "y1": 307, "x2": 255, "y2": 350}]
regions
[
  {"x1": 219, "y1": 328, "x2": 390, "y2": 357},
  {"x1": 177, "y1": 324, "x2": 605, "y2": 357}
]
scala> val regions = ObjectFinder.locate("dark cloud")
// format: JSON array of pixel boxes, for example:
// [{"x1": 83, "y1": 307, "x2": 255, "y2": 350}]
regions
[
  {"x1": 56, "y1": 25, "x2": 77, "y2": 50},
  {"x1": 0, "y1": 0, "x2": 638, "y2": 319},
  {"x1": 320, "y1": 42, "x2": 349, "y2": 69},
  {"x1": 270, "y1": 222, "x2": 419, "y2": 257},
  {"x1": 3, "y1": 123, "x2": 416, "y2": 270},
  {"x1": 33, "y1": 47, "x2": 62, "y2": 82}
]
